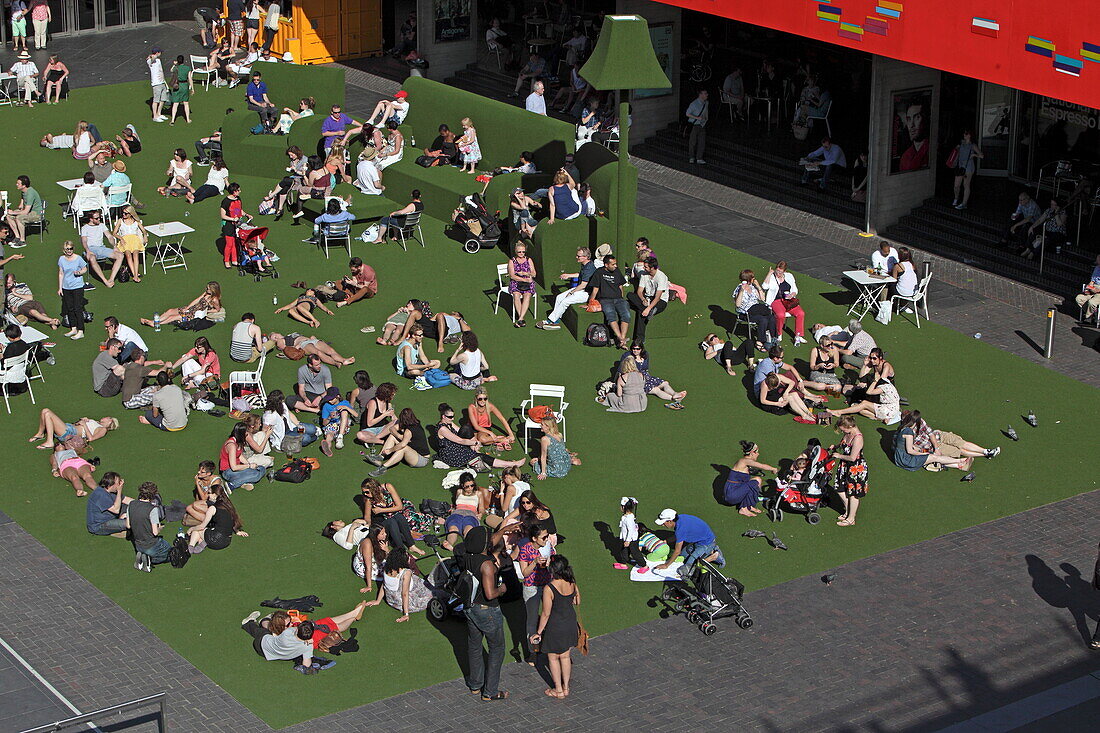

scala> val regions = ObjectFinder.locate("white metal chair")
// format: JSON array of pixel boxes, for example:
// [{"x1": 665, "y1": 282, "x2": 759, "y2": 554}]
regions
[
  {"x1": 493, "y1": 263, "x2": 538, "y2": 323},
  {"x1": 70, "y1": 187, "x2": 109, "y2": 230},
  {"x1": 485, "y1": 39, "x2": 504, "y2": 69},
  {"x1": 228, "y1": 349, "x2": 268, "y2": 407},
  {"x1": 720, "y1": 90, "x2": 744, "y2": 121},
  {"x1": 520, "y1": 383, "x2": 569, "y2": 451},
  {"x1": 190, "y1": 55, "x2": 214, "y2": 90},
  {"x1": 318, "y1": 221, "x2": 352, "y2": 259},
  {"x1": 106, "y1": 184, "x2": 133, "y2": 225},
  {"x1": 890, "y1": 273, "x2": 932, "y2": 328},
  {"x1": 0, "y1": 350, "x2": 36, "y2": 413},
  {"x1": 807, "y1": 99, "x2": 833, "y2": 137},
  {"x1": 389, "y1": 210, "x2": 424, "y2": 251}
]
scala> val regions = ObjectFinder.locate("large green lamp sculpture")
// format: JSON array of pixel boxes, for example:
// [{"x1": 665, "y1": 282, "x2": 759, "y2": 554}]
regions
[{"x1": 580, "y1": 15, "x2": 671, "y2": 250}]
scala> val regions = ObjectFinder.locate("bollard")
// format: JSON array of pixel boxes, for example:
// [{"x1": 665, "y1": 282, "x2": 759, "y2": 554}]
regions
[{"x1": 1044, "y1": 307, "x2": 1056, "y2": 359}]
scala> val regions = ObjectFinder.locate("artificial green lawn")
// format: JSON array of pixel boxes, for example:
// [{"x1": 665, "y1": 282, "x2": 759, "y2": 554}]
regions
[{"x1": 2, "y1": 81, "x2": 1098, "y2": 728}]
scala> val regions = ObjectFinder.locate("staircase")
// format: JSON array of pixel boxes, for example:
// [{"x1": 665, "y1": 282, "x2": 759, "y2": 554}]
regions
[
  {"x1": 884, "y1": 198, "x2": 1094, "y2": 296},
  {"x1": 631, "y1": 122, "x2": 866, "y2": 230},
  {"x1": 445, "y1": 62, "x2": 518, "y2": 105}
]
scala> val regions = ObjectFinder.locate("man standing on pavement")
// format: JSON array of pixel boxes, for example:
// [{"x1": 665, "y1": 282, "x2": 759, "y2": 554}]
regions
[
  {"x1": 537, "y1": 247, "x2": 596, "y2": 331},
  {"x1": 461, "y1": 526, "x2": 509, "y2": 701},
  {"x1": 686, "y1": 88, "x2": 709, "y2": 165},
  {"x1": 525, "y1": 80, "x2": 547, "y2": 116},
  {"x1": 147, "y1": 47, "x2": 169, "y2": 122},
  {"x1": 594, "y1": 254, "x2": 630, "y2": 350}
]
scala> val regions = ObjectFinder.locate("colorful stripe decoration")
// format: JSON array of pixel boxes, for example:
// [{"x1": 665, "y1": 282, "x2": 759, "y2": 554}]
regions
[
  {"x1": 817, "y1": 4, "x2": 841, "y2": 22},
  {"x1": 970, "y1": 17, "x2": 999, "y2": 38},
  {"x1": 875, "y1": 1, "x2": 902, "y2": 19},
  {"x1": 1054, "y1": 54, "x2": 1084, "y2": 76},
  {"x1": 864, "y1": 16, "x2": 889, "y2": 35},
  {"x1": 838, "y1": 21, "x2": 864, "y2": 41},
  {"x1": 1081, "y1": 42, "x2": 1100, "y2": 62},
  {"x1": 1025, "y1": 36, "x2": 1056, "y2": 58}
]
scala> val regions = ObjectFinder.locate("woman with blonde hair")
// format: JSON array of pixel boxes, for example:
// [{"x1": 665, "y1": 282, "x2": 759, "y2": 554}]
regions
[
  {"x1": 465, "y1": 385, "x2": 513, "y2": 448},
  {"x1": 140, "y1": 281, "x2": 222, "y2": 327},
  {"x1": 70, "y1": 120, "x2": 95, "y2": 160},
  {"x1": 278, "y1": 96, "x2": 315, "y2": 135},
  {"x1": 112, "y1": 205, "x2": 148, "y2": 284},
  {"x1": 534, "y1": 418, "x2": 579, "y2": 480},
  {"x1": 456, "y1": 117, "x2": 481, "y2": 173},
  {"x1": 599, "y1": 354, "x2": 647, "y2": 413},
  {"x1": 547, "y1": 168, "x2": 580, "y2": 223}
]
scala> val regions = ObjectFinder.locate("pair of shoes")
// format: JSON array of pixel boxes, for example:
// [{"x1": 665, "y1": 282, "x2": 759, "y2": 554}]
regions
[
  {"x1": 84, "y1": 283, "x2": 96, "y2": 291},
  {"x1": 612, "y1": 563, "x2": 630, "y2": 570},
  {"x1": 10, "y1": 240, "x2": 26, "y2": 249},
  {"x1": 688, "y1": 158, "x2": 696, "y2": 164},
  {"x1": 154, "y1": 115, "x2": 168, "y2": 122},
  {"x1": 986, "y1": 446, "x2": 1001, "y2": 459},
  {"x1": 363, "y1": 452, "x2": 384, "y2": 466},
  {"x1": 697, "y1": 159, "x2": 707, "y2": 165},
  {"x1": 196, "y1": 158, "x2": 212, "y2": 166},
  {"x1": 793, "y1": 336, "x2": 806, "y2": 346},
  {"x1": 241, "y1": 610, "x2": 261, "y2": 626},
  {"x1": 368, "y1": 465, "x2": 389, "y2": 477},
  {"x1": 70, "y1": 332, "x2": 85, "y2": 340},
  {"x1": 955, "y1": 203, "x2": 967, "y2": 210},
  {"x1": 535, "y1": 320, "x2": 561, "y2": 330}
]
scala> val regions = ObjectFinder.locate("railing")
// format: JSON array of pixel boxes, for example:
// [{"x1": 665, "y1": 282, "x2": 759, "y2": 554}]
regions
[{"x1": 19, "y1": 692, "x2": 166, "y2": 733}]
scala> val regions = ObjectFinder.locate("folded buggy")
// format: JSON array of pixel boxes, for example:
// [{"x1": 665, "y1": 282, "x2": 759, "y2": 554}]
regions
[
  {"x1": 767, "y1": 438, "x2": 834, "y2": 524},
  {"x1": 661, "y1": 559, "x2": 753, "y2": 635},
  {"x1": 451, "y1": 193, "x2": 502, "y2": 253},
  {"x1": 234, "y1": 223, "x2": 280, "y2": 282}
]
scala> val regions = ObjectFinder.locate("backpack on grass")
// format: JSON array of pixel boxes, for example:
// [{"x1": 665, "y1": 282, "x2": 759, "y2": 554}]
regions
[
  {"x1": 274, "y1": 458, "x2": 312, "y2": 483},
  {"x1": 168, "y1": 535, "x2": 191, "y2": 568},
  {"x1": 584, "y1": 323, "x2": 610, "y2": 347}
]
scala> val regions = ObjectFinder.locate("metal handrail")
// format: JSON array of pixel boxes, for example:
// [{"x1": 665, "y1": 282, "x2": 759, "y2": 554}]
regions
[{"x1": 19, "y1": 692, "x2": 166, "y2": 733}]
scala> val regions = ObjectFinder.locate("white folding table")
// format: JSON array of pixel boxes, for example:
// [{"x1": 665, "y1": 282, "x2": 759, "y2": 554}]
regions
[
  {"x1": 0, "y1": 73, "x2": 16, "y2": 106},
  {"x1": 1, "y1": 315, "x2": 49, "y2": 382},
  {"x1": 843, "y1": 269, "x2": 897, "y2": 321},
  {"x1": 145, "y1": 221, "x2": 194, "y2": 274}
]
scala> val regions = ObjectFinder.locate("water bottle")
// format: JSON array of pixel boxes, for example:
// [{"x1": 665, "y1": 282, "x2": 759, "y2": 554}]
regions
[
  {"x1": 184, "y1": 211, "x2": 190, "y2": 217},
  {"x1": 973, "y1": 332, "x2": 981, "y2": 339},
  {"x1": 272, "y1": 295, "x2": 278, "y2": 305},
  {"x1": 153, "y1": 312, "x2": 161, "y2": 332},
  {"x1": 410, "y1": 134, "x2": 416, "y2": 147}
]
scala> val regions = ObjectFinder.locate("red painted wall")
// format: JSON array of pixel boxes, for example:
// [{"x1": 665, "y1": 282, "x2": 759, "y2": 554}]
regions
[{"x1": 654, "y1": 0, "x2": 1100, "y2": 108}]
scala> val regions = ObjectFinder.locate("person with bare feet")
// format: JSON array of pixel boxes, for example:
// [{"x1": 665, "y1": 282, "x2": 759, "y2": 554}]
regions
[
  {"x1": 49, "y1": 442, "x2": 96, "y2": 497},
  {"x1": 271, "y1": 332, "x2": 354, "y2": 368},
  {"x1": 310, "y1": 600, "x2": 369, "y2": 649},
  {"x1": 393, "y1": 299, "x2": 469, "y2": 353},
  {"x1": 722, "y1": 440, "x2": 776, "y2": 516},
  {"x1": 759, "y1": 372, "x2": 825, "y2": 424},
  {"x1": 830, "y1": 415, "x2": 867, "y2": 526},
  {"x1": 30, "y1": 409, "x2": 117, "y2": 449},
  {"x1": 274, "y1": 288, "x2": 333, "y2": 329},
  {"x1": 531, "y1": 554, "x2": 580, "y2": 699}
]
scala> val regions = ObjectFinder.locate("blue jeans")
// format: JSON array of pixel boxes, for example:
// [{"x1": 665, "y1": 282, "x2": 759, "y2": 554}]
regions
[
  {"x1": 139, "y1": 537, "x2": 172, "y2": 565},
  {"x1": 90, "y1": 516, "x2": 128, "y2": 536},
  {"x1": 464, "y1": 604, "x2": 505, "y2": 696},
  {"x1": 600, "y1": 297, "x2": 631, "y2": 323},
  {"x1": 288, "y1": 423, "x2": 319, "y2": 447},
  {"x1": 801, "y1": 163, "x2": 835, "y2": 188},
  {"x1": 679, "y1": 541, "x2": 725, "y2": 577},
  {"x1": 118, "y1": 341, "x2": 140, "y2": 364},
  {"x1": 222, "y1": 466, "x2": 266, "y2": 491}
]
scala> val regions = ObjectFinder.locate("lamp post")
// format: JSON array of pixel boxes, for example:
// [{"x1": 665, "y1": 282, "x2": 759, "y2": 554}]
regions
[{"x1": 580, "y1": 15, "x2": 671, "y2": 251}]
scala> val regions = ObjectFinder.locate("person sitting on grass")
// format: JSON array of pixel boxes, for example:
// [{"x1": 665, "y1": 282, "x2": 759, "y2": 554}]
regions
[
  {"x1": 240, "y1": 611, "x2": 324, "y2": 674},
  {"x1": 392, "y1": 299, "x2": 470, "y2": 354},
  {"x1": 187, "y1": 479, "x2": 248, "y2": 551},
  {"x1": 618, "y1": 342, "x2": 686, "y2": 407},
  {"x1": 465, "y1": 386, "x2": 513, "y2": 450},
  {"x1": 449, "y1": 331, "x2": 495, "y2": 390},
  {"x1": 395, "y1": 324, "x2": 440, "y2": 378},
  {"x1": 137, "y1": 371, "x2": 190, "y2": 432},
  {"x1": 365, "y1": 547, "x2": 432, "y2": 622},
  {"x1": 355, "y1": 479, "x2": 429, "y2": 554},
  {"x1": 900, "y1": 410, "x2": 1000, "y2": 469},
  {"x1": 534, "y1": 417, "x2": 577, "y2": 480},
  {"x1": 274, "y1": 288, "x2": 334, "y2": 329},
  {"x1": 354, "y1": 381, "x2": 397, "y2": 447},
  {"x1": 319, "y1": 386, "x2": 358, "y2": 457},
  {"x1": 893, "y1": 410, "x2": 973, "y2": 473},
  {"x1": 442, "y1": 472, "x2": 487, "y2": 550},
  {"x1": 364, "y1": 89, "x2": 411, "y2": 128},
  {"x1": 219, "y1": 422, "x2": 266, "y2": 491},
  {"x1": 278, "y1": 96, "x2": 315, "y2": 135},
  {"x1": 140, "y1": 282, "x2": 222, "y2": 328},
  {"x1": 287, "y1": 355, "x2": 333, "y2": 415},
  {"x1": 185, "y1": 460, "x2": 223, "y2": 526},
  {"x1": 835, "y1": 319, "x2": 877, "y2": 370},
  {"x1": 755, "y1": 345, "x2": 833, "y2": 399},
  {"x1": 128, "y1": 482, "x2": 173, "y2": 569},
  {"x1": 263, "y1": 390, "x2": 320, "y2": 450},
  {"x1": 335, "y1": 257, "x2": 378, "y2": 307},
  {"x1": 363, "y1": 407, "x2": 430, "y2": 477},
  {"x1": 759, "y1": 372, "x2": 824, "y2": 425},
  {"x1": 653, "y1": 509, "x2": 725, "y2": 578},
  {"x1": 435, "y1": 403, "x2": 528, "y2": 473},
  {"x1": 49, "y1": 442, "x2": 96, "y2": 497},
  {"x1": 723, "y1": 440, "x2": 777, "y2": 516},
  {"x1": 827, "y1": 372, "x2": 901, "y2": 426},
  {"x1": 86, "y1": 472, "x2": 132, "y2": 536},
  {"x1": 808, "y1": 335, "x2": 843, "y2": 392},
  {"x1": 170, "y1": 336, "x2": 221, "y2": 391}
]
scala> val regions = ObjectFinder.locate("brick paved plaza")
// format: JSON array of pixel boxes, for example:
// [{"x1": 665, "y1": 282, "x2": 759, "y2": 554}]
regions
[{"x1": 1, "y1": 22, "x2": 1097, "y2": 733}]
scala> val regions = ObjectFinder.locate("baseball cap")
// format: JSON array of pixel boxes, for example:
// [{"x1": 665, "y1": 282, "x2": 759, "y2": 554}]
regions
[
  {"x1": 655, "y1": 508, "x2": 676, "y2": 525},
  {"x1": 395, "y1": 90, "x2": 408, "y2": 99}
]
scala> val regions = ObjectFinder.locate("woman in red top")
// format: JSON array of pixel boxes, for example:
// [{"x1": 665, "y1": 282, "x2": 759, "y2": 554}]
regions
[
  {"x1": 172, "y1": 336, "x2": 221, "y2": 389},
  {"x1": 220, "y1": 422, "x2": 266, "y2": 491}
]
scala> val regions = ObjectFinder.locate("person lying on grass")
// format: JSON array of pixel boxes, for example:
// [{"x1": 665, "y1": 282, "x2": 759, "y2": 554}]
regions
[
  {"x1": 30, "y1": 408, "x2": 118, "y2": 449},
  {"x1": 240, "y1": 611, "x2": 327, "y2": 675},
  {"x1": 49, "y1": 442, "x2": 96, "y2": 497},
  {"x1": 388, "y1": 298, "x2": 470, "y2": 353},
  {"x1": 270, "y1": 332, "x2": 355, "y2": 368},
  {"x1": 274, "y1": 288, "x2": 334, "y2": 329}
]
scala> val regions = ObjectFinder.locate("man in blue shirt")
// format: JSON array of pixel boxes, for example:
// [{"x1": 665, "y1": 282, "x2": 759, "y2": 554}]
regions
[
  {"x1": 307, "y1": 198, "x2": 355, "y2": 245},
  {"x1": 653, "y1": 508, "x2": 725, "y2": 578},
  {"x1": 800, "y1": 137, "x2": 846, "y2": 190},
  {"x1": 537, "y1": 247, "x2": 598, "y2": 330},
  {"x1": 86, "y1": 472, "x2": 131, "y2": 535},
  {"x1": 685, "y1": 89, "x2": 709, "y2": 165},
  {"x1": 754, "y1": 345, "x2": 783, "y2": 396},
  {"x1": 246, "y1": 71, "x2": 277, "y2": 129}
]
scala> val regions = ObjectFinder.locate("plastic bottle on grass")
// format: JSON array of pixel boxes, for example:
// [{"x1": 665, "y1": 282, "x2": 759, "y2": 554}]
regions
[{"x1": 154, "y1": 312, "x2": 161, "y2": 332}]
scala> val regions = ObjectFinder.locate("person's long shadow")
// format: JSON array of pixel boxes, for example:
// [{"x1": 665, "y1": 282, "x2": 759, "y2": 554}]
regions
[
  {"x1": 708, "y1": 304, "x2": 737, "y2": 336},
  {"x1": 593, "y1": 521, "x2": 620, "y2": 560},
  {"x1": 712, "y1": 464, "x2": 732, "y2": 505},
  {"x1": 428, "y1": 615, "x2": 471, "y2": 680},
  {"x1": 875, "y1": 427, "x2": 894, "y2": 461},
  {"x1": 1025, "y1": 554, "x2": 1100, "y2": 642}
]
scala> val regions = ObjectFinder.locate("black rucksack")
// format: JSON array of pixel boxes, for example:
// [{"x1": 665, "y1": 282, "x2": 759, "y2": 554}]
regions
[
  {"x1": 454, "y1": 560, "x2": 482, "y2": 608},
  {"x1": 168, "y1": 535, "x2": 191, "y2": 568},
  {"x1": 274, "y1": 458, "x2": 312, "y2": 483},
  {"x1": 584, "y1": 323, "x2": 610, "y2": 347}
]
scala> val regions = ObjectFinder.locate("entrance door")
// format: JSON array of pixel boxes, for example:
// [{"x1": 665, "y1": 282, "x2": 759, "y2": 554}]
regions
[{"x1": 978, "y1": 82, "x2": 1014, "y2": 176}]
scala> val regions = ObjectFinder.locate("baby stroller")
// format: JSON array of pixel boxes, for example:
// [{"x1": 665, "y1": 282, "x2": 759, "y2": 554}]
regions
[
  {"x1": 661, "y1": 559, "x2": 752, "y2": 635},
  {"x1": 451, "y1": 193, "x2": 501, "y2": 253},
  {"x1": 234, "y1": 222, "x2": 280, "y2": 282},
  {"x1": 421, "y1": 533, "x2": 466, "y2": 623},
  {"x1": 767, "y1": 438, "x2": 834, "y2": 525}
]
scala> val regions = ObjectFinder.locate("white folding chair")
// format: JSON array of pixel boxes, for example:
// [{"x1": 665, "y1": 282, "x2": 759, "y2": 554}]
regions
[
  {"x1": 520, "y1": 383, "x2": 569, "y2": 451},
  {"x1": 485, "y1": 39, "x2": 504, "y2": 69},
  {"x1": 228, "y1": 349, "x2": 268, "y2": 406},
  {"x1": 891, "y1": 273, "x2": 932, "y2": 328},
  {"x1": 190, "y1": 55, "x2": 214, "y2": 90},
  {"x1": 494, "y1": 262, "x2": 537, "y2": 323},
  {"x1": 0, "y1": 350, "x2": 36, "y2": 413},
  {"x1": 389, "y1": 211, "x2": 424, "y2": 251},
  {"x1": 807, "y1": 99, "x2": 833, "y2": 137},
  {"x1": 720, "y1": 90, "x2": 742, "y2": 121},
  {"x1": 106, "y1": 184, "x2": 132, "y2": 226},
  {"x1": 318, "y1": 221, "x2": 352, "y2": 259}
]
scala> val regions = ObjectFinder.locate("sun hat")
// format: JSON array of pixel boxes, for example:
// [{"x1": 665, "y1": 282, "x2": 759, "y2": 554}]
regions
[
  {"x1": 17, "y1": 51, "x2": 30, "y2": 60},
  {"x1": 113, "y1": 161, "x2": 127, "y2": 172}
]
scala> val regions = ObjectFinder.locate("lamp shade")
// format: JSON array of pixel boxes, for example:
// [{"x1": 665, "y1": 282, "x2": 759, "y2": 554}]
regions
[{"x1": 580, "y1": 15, "x2": 672, "y2": 92}]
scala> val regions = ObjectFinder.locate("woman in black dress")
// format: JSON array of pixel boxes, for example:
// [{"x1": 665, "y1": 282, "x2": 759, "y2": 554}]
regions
[{"x1": 531, "y1": 555, "x2": 580, "y2": 699}]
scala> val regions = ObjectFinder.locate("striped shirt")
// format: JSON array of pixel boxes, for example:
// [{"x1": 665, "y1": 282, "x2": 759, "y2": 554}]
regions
[{"x1": 230, "y1": 320, "x2": 256, "y2": 362}]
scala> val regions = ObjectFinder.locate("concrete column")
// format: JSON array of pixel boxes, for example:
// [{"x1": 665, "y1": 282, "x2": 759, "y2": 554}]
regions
[
  {"x1": 867, "y1": 56, "x2": 942, "y2": 232},
  {"x1": 415, "y1": 0, "x2": 478, "y2": 81},
  {"x1": 617, "y1": 0, "x2": 681, "y2": 147}
]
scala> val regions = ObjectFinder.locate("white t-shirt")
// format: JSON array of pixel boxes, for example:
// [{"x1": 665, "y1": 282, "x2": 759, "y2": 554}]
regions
[
  {"x1": 870, "y1": 247, "x2": 899, "y2": 274},
  {"x1": 147, "y1": 56, "x2": 165, "y2": 86},
  {"x1": 525, "y1": 92, "x2": 547, "y2": 116},
  {"x1": 46, "y1": 134, "x2": 74, "y2": 149},
  {"x1": 262, "y1": 409, "x2": 288, "y2": 447},
  {"x1": 356, "y1": 160, "x2": 382, "y2": 195},
  {"x1": 80, "y1": 222, "x2": 108, "y2": 249},
  {"x1": 204, "y1": 167, "x2": 230, "y2": 193},
  {"x1": 813, "y1": 325, "x2": 844, "y2": 343},
  {"x1": 12, "y1": 60, "x2": 38, "y2": 79},
  {"x1": 265, "y1": 3, "x2": 281, "y2": 29},
  {"x1": 640, "y1": 269, "x2": 671, "y2": 302},
  {"x1": 114, "y1": 323, "x2": 148, "y2": 352},
  {"x1": 333, "y1": 521, "x2": 371, "y2": 550},
  {"x1": 390, "y1": 99, "x2": 409, "y2": 123}
]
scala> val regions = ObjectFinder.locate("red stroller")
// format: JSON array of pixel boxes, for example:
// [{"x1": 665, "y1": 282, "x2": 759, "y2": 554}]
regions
[
  {"x1": 233, "y1": 223, "x2": 280, "y2": 282},
  {"x1": 767, "y1": 438, "x2": 835, "y2": 525}
]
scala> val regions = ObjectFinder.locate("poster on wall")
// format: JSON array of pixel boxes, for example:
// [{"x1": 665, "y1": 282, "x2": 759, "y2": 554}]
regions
[
  {"x1": 889, "y1": 87, "x2": 933, "y2": 174},
  {"x1": 635, "y1": 22, "x2": 674, "y2": 99},
  {"x1": 434, "y1": 0, "x2": 471, "y2": 43}
]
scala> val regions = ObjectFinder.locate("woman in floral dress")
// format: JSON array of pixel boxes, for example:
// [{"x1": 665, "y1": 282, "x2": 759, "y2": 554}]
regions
[
  {"x1": 361, "y1": 478, "x2": 437, "y2": 536},
  {"x1": 830, "y1": 415, "x2": 867, "y2": 527}
]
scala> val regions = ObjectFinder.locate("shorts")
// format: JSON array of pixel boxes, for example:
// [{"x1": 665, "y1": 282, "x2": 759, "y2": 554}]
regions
[
  {"x1": 16, "y1": 211, "x2": 42, "y2": 224},
  {"x1": 600, "y1": 298, "x2": 631, "y2": 323},
  {"x1": 446, "y1": 513, "x2": 479, "y2": 534},
  {"x1": 59, "y1": 457, "x2": 92, "y2": 474},
  {"x1": 58, "y1": 423, "x2": 77, "y2": 442},
  {"x1": 246, "y1": 18, "x2": 259, "y2": 29},
  {"x1": 411, "y1": 454, "x2": 430, "y2": 468},
  {"x1": 360, "y1": 424, "x2": 386, "y2": 436},
  {"x1": 152, "y1": 83, "x2": 170, "y2": 104},
  {"x1": 11, "y1": 19, "x2": 26, "y2": 36},
  {"x1": 230, "y1": 19, "x2": 244, "y2": 35},
  {"x1": 936, "y1": 431, "x2": 965, "y2": 459},
  {"x1": 87, "y1": 244, "x2": 115, "y2": 260},
  {"x1": 16, "y1": 299, "x2": 45, "y2": 317}
]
